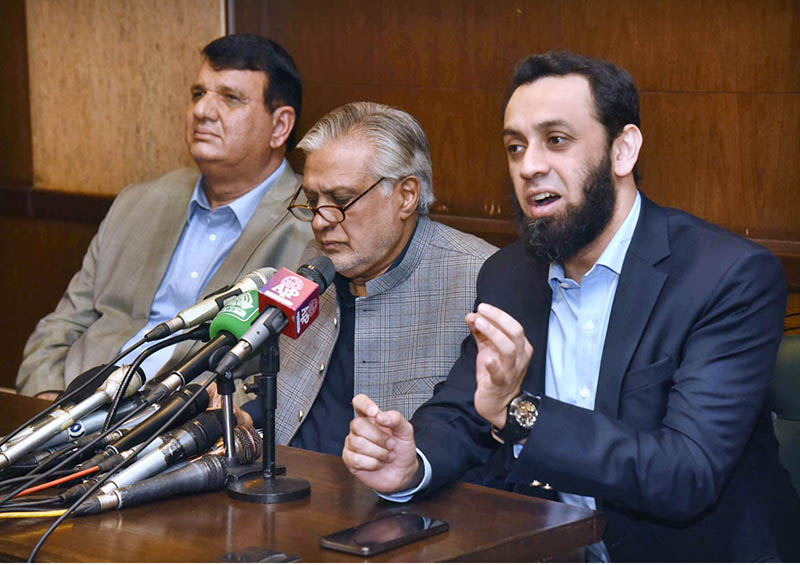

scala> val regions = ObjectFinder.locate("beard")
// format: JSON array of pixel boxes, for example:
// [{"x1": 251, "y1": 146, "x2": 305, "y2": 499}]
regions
[{"x1": 512, "y1": 153, "x2": 616, "y2": 264}]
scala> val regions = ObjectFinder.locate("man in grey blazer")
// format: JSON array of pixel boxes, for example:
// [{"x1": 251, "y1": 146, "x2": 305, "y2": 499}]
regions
[
  {"x1": 236, "y1": 102, "x2": 496, "y2": 456},
  {"x1": 16, "y1": 34, "x2": 312, "y2": 398}
]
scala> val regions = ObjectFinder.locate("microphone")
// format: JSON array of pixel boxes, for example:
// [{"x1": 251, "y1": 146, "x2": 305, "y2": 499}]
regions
[
  {"x1": 1, "y1": 394, "x2": 145, "y2": 452},
  {"x1": 75, "y1": 454, "x2": 228, "y2": 515},
  {"x1": 231, "y1": 425, "x2": 262, "y2": 465},
  {"x1": 141, "y1": 292, "x2": 263, "y2": 404},
  {"x1": 213, "y1": 256, "x2": 336, "y2": 376},
  {"x1": 75, "y1": 383, "x2": 210, "y2": 469},
  {"x1": 209, "y1": 424, "x2": 263, "y2": 464},
  {"x1": 97, "y1": 410, "x2": 224, "y2": 494},
  {"x1": 144, "y1": 267, "x2": 277, "y2": 341},
  {"x1": 0, "y1": 367, "x2": 144, "y2": 471}
]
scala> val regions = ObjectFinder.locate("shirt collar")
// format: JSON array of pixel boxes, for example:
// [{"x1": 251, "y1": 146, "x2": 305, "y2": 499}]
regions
[
  {"x1": 188, "y1": 159, "x2": 288, "y2": 229},
  {"x1": 548, "y1": 190, "x2": 642, "y2": 285}
]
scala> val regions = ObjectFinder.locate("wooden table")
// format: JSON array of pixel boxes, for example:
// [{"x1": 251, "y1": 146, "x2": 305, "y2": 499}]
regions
[{"x1": 0, "y1": 391, "x2": 605, "y2": 562}]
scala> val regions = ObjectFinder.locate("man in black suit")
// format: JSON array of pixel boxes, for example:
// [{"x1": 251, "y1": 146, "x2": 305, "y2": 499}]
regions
[{"x1": 341, "y1": 51, "x2": 800, "y2": 561}]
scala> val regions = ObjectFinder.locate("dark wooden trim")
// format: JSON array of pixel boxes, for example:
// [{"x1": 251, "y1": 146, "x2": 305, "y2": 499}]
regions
[
  {"x1": 0, "y1": 188, "x2": 797, "y2": 291},
  {"x1": 228, "y1": 0, "x2": 270, "y2": 35},
  {"x1": 432, "y1": 214, "x2": 800, "y2": 292},
  {"x1": 0, "y1": 184, "x2": 112, "y2": 225}
]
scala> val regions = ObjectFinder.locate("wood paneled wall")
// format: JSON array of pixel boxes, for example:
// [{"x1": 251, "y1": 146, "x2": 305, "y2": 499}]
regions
[
  {"x1": 247, "y1": 0, "x2": 799, "y2": 241},
  {"x1": 26, "y1": 0, "x2": 224, "y2": 194}
]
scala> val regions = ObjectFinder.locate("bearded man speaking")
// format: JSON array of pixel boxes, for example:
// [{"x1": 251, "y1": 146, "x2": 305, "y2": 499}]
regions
[{"x1": 340, "y1": 51, "x2": 800, "y2": 562}]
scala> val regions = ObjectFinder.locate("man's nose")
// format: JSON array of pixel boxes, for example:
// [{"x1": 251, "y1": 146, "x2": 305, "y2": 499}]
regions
[
  {"x1": 193, "y1": 93, "x2": 219, "y2": 121},
  {"x1": 519, "y1": 144, "x2": 550, "y2": 179},
  {"x1": 311, "y1": 211, "x2": 335, "y2": 233}
]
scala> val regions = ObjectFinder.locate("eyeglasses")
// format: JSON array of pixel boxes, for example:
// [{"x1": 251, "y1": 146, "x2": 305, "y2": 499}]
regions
[{"x1": 287, "y1": 177, "x2": 386, "y2": 224}]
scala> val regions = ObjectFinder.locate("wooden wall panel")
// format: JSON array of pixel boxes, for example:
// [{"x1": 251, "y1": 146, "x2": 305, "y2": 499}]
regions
[
  {"x1": 0, "y1": 216, "x2": 98, "y2": 389},
  {"x1": 257, "y1": 0, "x2": 799, "y2": 302},
  {"x1": 0, "y1": 0, "x2": 33, "y2": 186},
  {"x1": 26, "y1": 0, "x2": 225, "y2": 195},
  {"x1": 263, "y1": 0, "x2": 799, "y2": 232},
  {"x1": 640, "y1": 92, "x2": 800, "y2": 241},
  {"x1": 562, "y1": 0, "x2": 799, "y2": 93}
]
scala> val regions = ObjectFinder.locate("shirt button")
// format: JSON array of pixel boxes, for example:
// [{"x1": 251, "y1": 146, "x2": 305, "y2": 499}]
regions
[
  {"x1": 190, "y1": 271, "x2": 199, "y2": 279},
  {"x1": 333, "y1": 317, "x2": 338, "y2": 328},
  {"x1": 584, "y1": 320, "x2": 594, "y2": 332},
  {"x1": 560, "y1": 282, "x2": 569, "y2": 289},
  {"x1": 318, "y1": 363, "x2": 325, "y2": 375},
  {"x1": 580, "y1": 386, "x2": 590, "y2": 399},
  {"x1": 297, "y1": 410, "x2": 304, "y2": 423},
  {"x1": 209, "y1": 234, "x2": 216, "y2": 241}
]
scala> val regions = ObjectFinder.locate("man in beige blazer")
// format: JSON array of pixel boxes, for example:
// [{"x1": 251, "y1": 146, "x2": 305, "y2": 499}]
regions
[
  {"x1": 234, "y1": 102, "x2": 497, "y2": 457},
  {"x1": 16, "y1": 34, "x2": 312, "y2": 398}
]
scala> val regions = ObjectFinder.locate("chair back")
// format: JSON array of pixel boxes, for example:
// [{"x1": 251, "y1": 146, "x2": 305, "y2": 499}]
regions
[{"x1": 770, "y1": 334, "x2": 800, "y2": 493}]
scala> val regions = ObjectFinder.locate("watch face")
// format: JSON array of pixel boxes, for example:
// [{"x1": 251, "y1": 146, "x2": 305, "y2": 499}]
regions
[{"x1": 514, "y1": 399, "x2": 538, "y2": 428}]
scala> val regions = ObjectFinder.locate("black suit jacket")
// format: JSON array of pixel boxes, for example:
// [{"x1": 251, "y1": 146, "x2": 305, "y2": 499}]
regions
[{"x1": 411, "y1": 196, "x2": 800, "y2": 561}]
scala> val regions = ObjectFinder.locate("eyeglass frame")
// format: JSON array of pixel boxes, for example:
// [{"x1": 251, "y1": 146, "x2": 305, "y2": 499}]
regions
[{"x1": 287, "y1": 176, "x2": 388, "y2": 224}]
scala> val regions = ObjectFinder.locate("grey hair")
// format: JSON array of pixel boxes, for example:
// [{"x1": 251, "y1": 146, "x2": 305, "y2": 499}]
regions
[{"x1": 297, "y1": 101, "x2": 435, "y2": 215}]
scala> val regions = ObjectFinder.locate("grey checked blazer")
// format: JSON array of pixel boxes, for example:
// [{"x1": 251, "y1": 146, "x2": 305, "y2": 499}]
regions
[
  {"x1": 269, "y1": 216, "x2": 497, "y2": 446},
  {"x1": 17, "y1": 165, "x2": 313, "y2": 396}
]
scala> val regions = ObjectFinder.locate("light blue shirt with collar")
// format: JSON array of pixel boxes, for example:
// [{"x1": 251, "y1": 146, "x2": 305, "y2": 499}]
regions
[
  {"x1": 118, "y1": 160, "x2": 288, "y2": 379},
  {"x1": 539, "y1": 190, "x2": 641, "y2": 561}
]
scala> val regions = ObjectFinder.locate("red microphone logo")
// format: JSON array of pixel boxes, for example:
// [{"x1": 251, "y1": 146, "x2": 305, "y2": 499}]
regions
[{"x1": 258, "y1": 268, "x2": 321, "y2": 339}]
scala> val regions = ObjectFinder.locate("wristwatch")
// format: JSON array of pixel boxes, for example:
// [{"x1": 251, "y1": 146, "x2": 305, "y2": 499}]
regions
[{"x1": 491, "y1": 392, "x2": 540, "y2": 444}]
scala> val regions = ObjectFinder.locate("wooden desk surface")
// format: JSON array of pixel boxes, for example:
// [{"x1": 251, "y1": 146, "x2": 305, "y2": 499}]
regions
[{"x1": 0, "y1": 391, "x2": 605, "y2": 562}]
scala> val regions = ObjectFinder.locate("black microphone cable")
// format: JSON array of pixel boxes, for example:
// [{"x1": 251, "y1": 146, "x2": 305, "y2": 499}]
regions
[
  {"x1": 0, "y1": 337, "x2": 148, "y2": 451},
  {"x1": 0, "y1": 327, "x2": 212, "y2": 508},
  {"x1": 101, "y1": 323, "x2": 210, "y2": 433},
  {"x1": 27, "y1": 369, "x2": 220, "y2": 563}
]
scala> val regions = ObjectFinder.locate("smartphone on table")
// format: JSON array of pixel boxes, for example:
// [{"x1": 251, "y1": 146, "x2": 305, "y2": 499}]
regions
[{"x1": 320, "y1": 511, "x2": 449, "y2": 556}]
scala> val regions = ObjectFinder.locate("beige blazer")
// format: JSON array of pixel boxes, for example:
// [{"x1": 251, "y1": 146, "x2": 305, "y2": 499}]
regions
[{"x1": 17, "y1": 166, "x2": 313, "y2": 396}]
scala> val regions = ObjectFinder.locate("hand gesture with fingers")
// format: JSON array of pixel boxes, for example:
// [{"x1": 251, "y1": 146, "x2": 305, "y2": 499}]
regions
[
  {"x1": 342, "y1": 394, "x2": 420, "y2": 494},
  {"x1": 465, "y1": 303, "x2": 533, "y2": 429}
]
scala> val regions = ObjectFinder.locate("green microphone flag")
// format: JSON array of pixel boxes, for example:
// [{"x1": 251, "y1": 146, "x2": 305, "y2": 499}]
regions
[{"x1": 209, "y1": 290, "x2": 262, "y2": 340}]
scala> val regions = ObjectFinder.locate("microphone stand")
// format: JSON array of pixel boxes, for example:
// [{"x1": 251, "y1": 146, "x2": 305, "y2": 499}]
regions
[{"x1": 226, "y1": 333, "x2": 310, "y2": 503}]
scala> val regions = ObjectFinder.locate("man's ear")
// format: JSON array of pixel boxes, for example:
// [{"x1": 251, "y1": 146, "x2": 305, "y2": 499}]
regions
[
  {"x1": 611, "y1": 124, "x2": 642, "y2": 178},
  {"x1": 269, "y1": 105, "x2": 296, "y2": 149},
  {"x1": 398, "y1": 176, "x2": 420, "y2": 220}
]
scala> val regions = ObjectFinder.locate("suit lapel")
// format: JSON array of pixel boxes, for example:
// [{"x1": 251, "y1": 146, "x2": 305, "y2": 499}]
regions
[
  {"x1": 132, "y1": 169, "x2": 199, "y2": 318},
  {"x1": 595, "y1": 196, "x2": 670, "y2": 418},
  {"x1": 504, "y1": 246, "x2": 551, "y2": 396},
  {"x1": 528, "y1": 267, "x2": 552, "y2": 396}
]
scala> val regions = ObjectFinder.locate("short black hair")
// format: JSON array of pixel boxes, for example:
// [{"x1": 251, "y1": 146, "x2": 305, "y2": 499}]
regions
[
  {"x1": 202, "y1": 34, "x2": 302, "y2": 149},
  {"x1": 505, "y1": 51, "x2": 640, "y2": 183}
]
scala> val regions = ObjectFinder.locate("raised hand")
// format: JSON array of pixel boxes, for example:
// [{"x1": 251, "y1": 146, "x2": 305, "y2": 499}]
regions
[
  {"x1": 342, "y1": 394, "x2": 420, "y2": 494},
  {"x1": 465, "y1": 303, "x2": 533, "y2": 429}
]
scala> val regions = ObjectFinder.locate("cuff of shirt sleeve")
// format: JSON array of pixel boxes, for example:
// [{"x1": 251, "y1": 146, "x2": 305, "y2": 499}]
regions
[{"x1": 375, "y1": 448, "x2": 432, "y2": 503}]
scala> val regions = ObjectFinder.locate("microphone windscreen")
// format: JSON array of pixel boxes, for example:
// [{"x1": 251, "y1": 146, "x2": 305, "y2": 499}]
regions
[
  {"x1": 209, "y1": 290, "x2": 262, "y2": 340},
  {"x1": 58, "y1": 365, "x2": 115, "y2": 403}
]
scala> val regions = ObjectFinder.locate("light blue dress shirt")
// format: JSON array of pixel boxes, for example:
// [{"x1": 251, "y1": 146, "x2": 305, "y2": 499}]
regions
[
  {"x1": 118, "y1": 160, "x2": 287, "y2": 379},
  {"x1": 540, "y1": 191, "x2": 641, "y2": 561}
]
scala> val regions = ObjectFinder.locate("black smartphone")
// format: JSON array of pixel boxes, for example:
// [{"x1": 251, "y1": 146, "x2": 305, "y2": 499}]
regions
[{"x1": 319, "y1": 511, "x2": 449, "y2": 556}]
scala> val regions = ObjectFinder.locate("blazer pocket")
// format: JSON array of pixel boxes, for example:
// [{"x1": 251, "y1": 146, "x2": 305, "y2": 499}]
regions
[
  {"x1": 392, "y1": 375, "x2": 445, "y2": 396},
  {"x1": 619, "y1": 355, "x2": 675, "y2": 430},
  {"x1": 621, "y1": 355, "x2": 676, "y2": 395}
]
